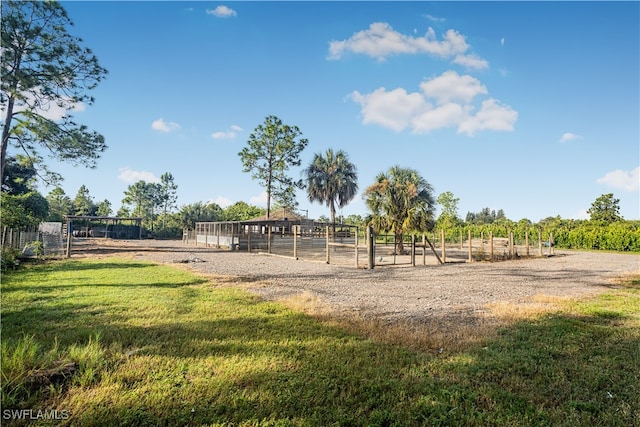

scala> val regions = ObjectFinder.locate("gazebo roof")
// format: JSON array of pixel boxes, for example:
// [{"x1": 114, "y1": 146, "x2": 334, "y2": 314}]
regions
[{"x1": 247, "y1": 208, "x2": 306, "y2": 222}]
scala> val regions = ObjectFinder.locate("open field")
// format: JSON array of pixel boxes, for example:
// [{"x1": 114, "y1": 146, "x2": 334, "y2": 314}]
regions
[
  {"x1": 2, "y1": 240, "x2": 639, "y2": 425},
  {"x1": 70, "y1": 239, "x2": 639, "y2": 326}
]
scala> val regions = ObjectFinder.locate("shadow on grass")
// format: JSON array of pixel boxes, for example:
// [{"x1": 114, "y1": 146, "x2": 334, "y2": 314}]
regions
[{"x1": 2, "y1": 261, "x2": 638, "y2": 426}]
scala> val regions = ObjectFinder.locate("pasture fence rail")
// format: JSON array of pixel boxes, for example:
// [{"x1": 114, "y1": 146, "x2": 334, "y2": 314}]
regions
[{"x1": 190, "y1": 222, "x2": 554, "y2": 269}]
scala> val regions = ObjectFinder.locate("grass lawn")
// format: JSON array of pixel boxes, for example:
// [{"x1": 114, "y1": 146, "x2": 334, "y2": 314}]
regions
[{"x1": 1, "y1": 258, "x2": 639, "y2": 426}]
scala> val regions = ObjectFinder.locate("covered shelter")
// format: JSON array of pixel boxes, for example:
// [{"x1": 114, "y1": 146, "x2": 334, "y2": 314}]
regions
[
  {"x1": 191, "y1": 208, "x2": 354, "y2": 251},
  {"x1": 64, "y1": 215, "x2": 143, "y2": 240}
]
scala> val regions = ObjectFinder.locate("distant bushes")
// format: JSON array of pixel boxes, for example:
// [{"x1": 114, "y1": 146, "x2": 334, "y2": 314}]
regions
[
  {"x1": 552, "y1": 221, "x2": 640, "y2": 252},
  {"x1": 440, "y1": 220, "x2": 640, "y2": 252}
]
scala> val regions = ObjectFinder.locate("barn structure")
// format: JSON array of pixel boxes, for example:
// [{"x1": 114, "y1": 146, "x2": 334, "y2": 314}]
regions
[
  {"x1": 189, "y1": 208, "x2": 357, "y2": 255},
  {"x1": 64, "y1": 215, "x2": 143, "y2": 240}
]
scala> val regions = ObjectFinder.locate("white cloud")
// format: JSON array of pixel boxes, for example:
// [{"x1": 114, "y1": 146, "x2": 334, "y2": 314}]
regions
[
  {"x1": 452, "y1": 53, "x2": 489, "y2": 70},
  {"x1": 211, "y1": 196, "x2": 233, "y2": 208},
  {"x1": 457, "y1": 98, "x2": 518, "y2": 136},
  {"x1": 596, "y1": 167, "x2": 640, "y2": 192},
  {"x1": 117, "y1": 167, "x2": 160, "y2": 183},
  {"x1": 424, "y1": 14, "x2": 446, "y2": 23},
  {"x1": 0, "y1": 87, "x2": 85, "y2": 122},
  {"x1": 500, "y1": 37, "x2": 505, "y2": 46},
  {"x1": 206, "y1": 5, "x2": 237, "y2": 18},
  {"x1": 411, "y1": 102, "x2": 467, "y2": 133},
  {"x1": 151, "y1": 118, "x2": 181, "y2": 133},
  {"x1": 249, "y1": 191, "x2": 268, "y2": 206},
  {"x1": 420, "y1": 71, "x2": 487, "y2": 104},
  {"x1": 350, "y1": 71, "x2": 517, "y2": 136},
  {"x1": 328, "y1": 22, "x2": 488, "y2": 69},
  {"x1": 350, "y1": 87, "x2": 426, "y2": 132},
  {"x1": 211, "y1": 124, "x2": 243, "y2": 139},
  {"x1": 559, "y1": 132, "x2": 583, "y2": 142}
]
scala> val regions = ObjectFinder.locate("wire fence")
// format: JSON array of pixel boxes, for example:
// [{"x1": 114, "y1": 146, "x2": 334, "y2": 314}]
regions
[
  {"x1": 188, "y1": 222, "x2": 556, "y2": 269},
  {"x1": 2, "y1": 223, "x2": 66, "y2": 256}
]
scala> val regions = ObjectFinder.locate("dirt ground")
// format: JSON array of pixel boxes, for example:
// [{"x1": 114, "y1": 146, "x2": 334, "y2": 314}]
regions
[{"x1": 69, "y1": 238, "x2": 639, "y2": 328}]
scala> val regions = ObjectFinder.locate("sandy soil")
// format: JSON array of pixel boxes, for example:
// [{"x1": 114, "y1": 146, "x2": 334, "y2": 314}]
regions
[{"x1": 70, "y1": 238, "x2": 639, "y2": 326}]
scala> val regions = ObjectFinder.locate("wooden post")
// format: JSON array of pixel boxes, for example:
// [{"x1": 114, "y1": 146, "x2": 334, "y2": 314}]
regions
[
  {"x1": 425, "y1": 234, "x2": 443, "y2": 265},
  {"x1": 325, "y1": 226, "x2": 330, "y2": 264},
  {"x1": 268, "y1": 227, "x2": 272, "y2": 254},
  {"x1": 411, "y1": 234, "x2": 416, "y2": 266},
  {"x1": 66, "y1": 220, "x2": 73, "y2": 258},
  {"x1": 525, "y1": 231, "x2": 529, "y2": 256},
  {"x1": 422, "y1": 234, "x2": 426, "y2": 265},
  {"x1": 354, "y1": 226, "x2": 359, "y2": 268},
  {"x1": 367, "y1": 226, "x2": 375, "y2": 269},
  {"x1": 550, "y1": 231, "x2": 554, "y2": 256},
  {"x1": 293, "y1": 225, "x2": 298, "y2": 259},
  {"x1": 489, "y1": 230, "x2": 494, "y2": 261},
  {"x1": 247, "y1": 226, "x2": 251, "y2": 253},
  {"x1": 468, "y1": 229, "x2": 472, "y2": 262},
  {"x1": 538, "y1": 229, "x2": 543, "y2": 256},
  {"x1": 509, "y1": 231, "x2": 514, "y2": 259},
  {"x1": 459, "y1": 229, "x2": 463, "y2": 249},
  {"x1": 440, "y1": 229, "x2": 446, "y2": 264}
]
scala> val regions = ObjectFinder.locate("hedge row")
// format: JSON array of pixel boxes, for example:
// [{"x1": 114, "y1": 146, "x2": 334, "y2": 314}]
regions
[{"x1": 440, "y1": 221, "x2": 640, "y2": 252}]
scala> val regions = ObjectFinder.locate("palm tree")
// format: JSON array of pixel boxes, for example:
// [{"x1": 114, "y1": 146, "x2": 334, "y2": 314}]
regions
[
  {"x1": 304, "y1": 149, "x2": 358, "y2": 229},
  {"x1": 364, "y1": 165, "x2": 435, "y2": 254}
]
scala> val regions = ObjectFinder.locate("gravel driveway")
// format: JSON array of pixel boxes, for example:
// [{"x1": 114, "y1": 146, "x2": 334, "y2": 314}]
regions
[{"x1": 75, "y1": 239, "x2": 639, "y2": 324}]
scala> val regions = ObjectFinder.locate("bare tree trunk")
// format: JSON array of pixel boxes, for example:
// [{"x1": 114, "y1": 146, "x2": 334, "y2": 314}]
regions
[
  {"x1": 395, "y1": 232, "x2": 405, "y2": 254},
  {"x1": 1, "y1": 96, "x2": 15, "y2": 187}
]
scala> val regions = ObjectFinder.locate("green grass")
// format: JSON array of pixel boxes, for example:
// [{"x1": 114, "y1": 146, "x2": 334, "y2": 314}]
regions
[{"x1": 1, "y1": 258, "x2": 639, "y2": 426}]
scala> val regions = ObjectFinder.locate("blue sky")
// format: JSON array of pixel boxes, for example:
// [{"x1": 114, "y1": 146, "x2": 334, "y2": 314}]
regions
[{"x1": 43, "y1": 1, "x2": 639, "y2": 221}]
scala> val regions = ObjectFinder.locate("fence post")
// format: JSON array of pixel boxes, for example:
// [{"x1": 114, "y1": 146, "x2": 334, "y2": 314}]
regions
[
  {"x1": 468, "y1": 229, "x2": 472, "y2": 262},
  {"x1": 293, "y1": 225, "x2": 298, "y2": 259},
  {"x1": 268, "y1": 227, "x2": 272, "y2": 254},
  {"x1": 325, "y1": 226, "x2": 330, "y2": 264},
  {"x1": 411, "y1": 234, "x2": 416, "y2": 266},
  {"x1": 354, "y1": 226, "x2": 359, "y2": 268},
  {"x1": 440, "y1": 229, "x2": 446, "y2": 264},
  {"x1": 489, "y1": 230, "x2": 494, "y2": 261},
  {"x1": 525, "y1": 231, "x2": 529, "y2": 256},
  {"x1": 538, "y1": 229, "x2": 543, "y2": 256},
  {"x1": 459, "y1": 229, "x2": 463, "y2": 249},
  {"x1": 367, "y1": 226, "x2": 375, "y2": 269},
  {"x1": 66, "y1": 220, "x2": 73, "y2": 258},
  {"x1": 247, "y1": 226, "x2": 251, "y2": 253},
  {"x1": 550, "y1": 231, "x2": 554, "y2": 256},
  {"x1": 509, "y1": 231, "x2": 514, "y2": 259},
  {"x1": 422, "y1": 234, "x2": 426, "y2": 265}
]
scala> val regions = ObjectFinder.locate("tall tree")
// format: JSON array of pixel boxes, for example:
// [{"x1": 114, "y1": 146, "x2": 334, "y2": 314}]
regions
[
  {"x1": 179, "y1": 202, "x2": 223, "y2": 229},
  {"x1": 122, "y1": 181, "x2": 153, "y2": 219},
  {"x1": 588, "y1": 193, "x2": 622, "y2": 223},
  {"x1": 1, "y1": 155, "x2": 37, "y2": 195},
  {"x1": 96, "y1": 199, "x2": 112, "y2": 217},
  {"x1": 45, "y1": 186, "x2": 72, "y2": 221},
  {"x1": 1, "y1": 0, "x2": 108, "y2": 186},
  {"x1": 1, "y1": 190, "x2": 48, "y2": 228},
  {"x1": 238, "y1": 115, "x2": 308, "y2": 219},
  {"x1": 436, "y1": 191, "x2": 461, "y2": 229},
  {"x1": 364, "y1": 165, "x2": 435, "y2": 254},
  {"x1": 73, "y1": 184, "x2": 94, "y2": 216},
  {"x1": 222, "y1": 201, "x2": 265, "y2": 221},
  {"x1": 158, "y1": 172, "x2": 178, "y2": 229},
  {"x1": 304, "y1": 148, "x2": 358, "y2": 229}
]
